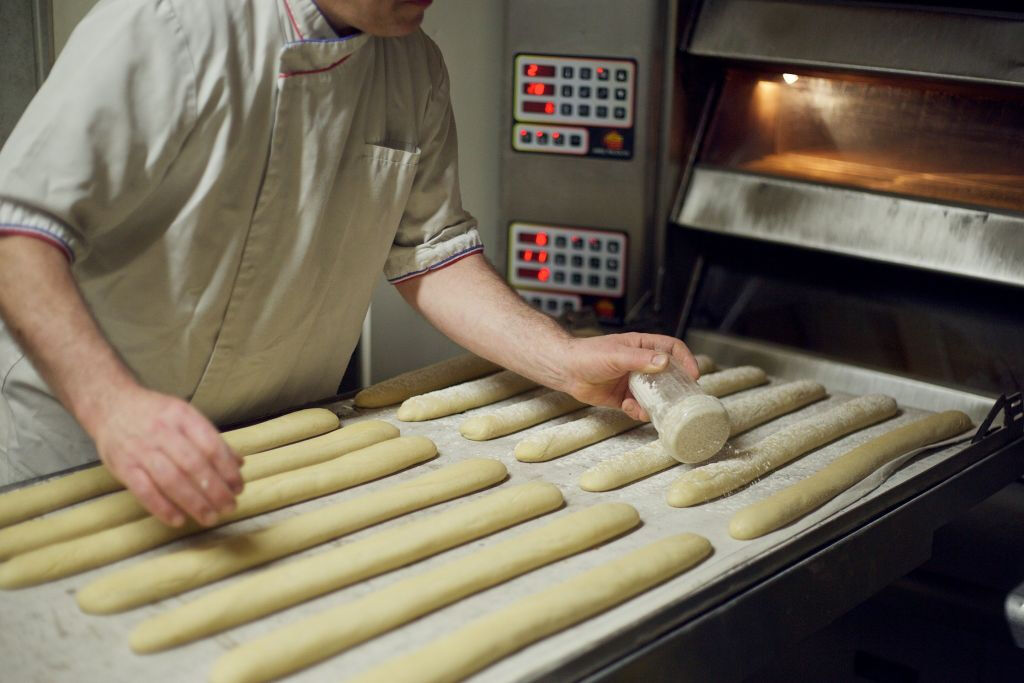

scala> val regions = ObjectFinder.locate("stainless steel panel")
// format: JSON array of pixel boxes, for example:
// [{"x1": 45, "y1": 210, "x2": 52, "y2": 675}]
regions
[
  {"x1": 500, "y1": 0, "x2": 671, "y2": 312},
  {"x1": 690, "y1": 0, "x2": 1024, "y2": 88},
  {"x1": 675, "y1": 167, "x2": 1024, "y2": 288},
  {"x1": 686, "y1": 329, "x2": 996, "y2": 423}
]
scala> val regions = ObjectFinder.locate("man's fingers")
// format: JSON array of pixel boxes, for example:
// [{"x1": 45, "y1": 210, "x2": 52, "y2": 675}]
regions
[
  {"x1": 119, "y1": 465, "x2": 185, "y2": 527},
  {"x1": 162, "y1": 426, "x2": 237, "y2": 517},
  {"x1": 620, "y1": 333, "x2": 699, "y2": 378},
  {"x1": 621, "y1": 397, "x2": 650, "y2": 422},
  {"x1": 181, "y1": 417, "x2": 244, "y2": 495},
  {"x1": 145, "y1": 449, "x2": 218, "y2": 527}
]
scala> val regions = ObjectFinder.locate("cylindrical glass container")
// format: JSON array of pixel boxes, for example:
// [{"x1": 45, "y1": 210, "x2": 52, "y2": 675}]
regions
[{"x1": 628, "y1": 357, "x2": 730, "y2": 463}]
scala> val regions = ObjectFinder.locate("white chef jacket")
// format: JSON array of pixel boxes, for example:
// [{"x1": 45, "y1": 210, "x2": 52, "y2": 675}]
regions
[{"x1": 0, "y1": 0, "x2": 482, "y2": 484}]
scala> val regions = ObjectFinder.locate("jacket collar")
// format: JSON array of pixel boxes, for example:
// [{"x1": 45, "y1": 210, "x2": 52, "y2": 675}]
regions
[{"x1": 280, "y1": 0, "x2": 363, "y2": 43}]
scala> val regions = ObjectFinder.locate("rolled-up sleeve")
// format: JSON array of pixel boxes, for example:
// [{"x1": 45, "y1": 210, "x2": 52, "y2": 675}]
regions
[
  {"x1": 0, "y1": 0, "x2": 197, "y2": 263},
  {"x1": 384, "y1": 45, "x2": 483, "y2": 284}
]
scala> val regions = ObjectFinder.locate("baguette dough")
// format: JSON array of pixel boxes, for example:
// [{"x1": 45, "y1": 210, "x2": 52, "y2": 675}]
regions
[
  {"x1": 514, "y1": 407, "x2": 640, "y2": 462},
  {"x1": 667, "y1": 394, "x2": 898, "y2": 507},
  {"x1": 132, "y1": 481, "x2": 567, "y2": 653},
  {"x1": 729, "y1": 410, "x2": 972, "y2": 539},
  {"x1": 697, "y1": 366, "x2": 768, "y2": 397},
  {"x1": 351, "y1": 533, "x2": 712, "y2": 683},
  {"x1": 0, "y1": 420, "x2": 397, "y2": 560},
  {"x1": 209, "y1": 502, "x2": 639, "y2": 683},
  {"x1": 397, "y1": 370, "x2": 537, "y2": 422},
  {"x1": 0, "y1": 436, "x2": 437, "y2": 588},
  {"x1": 76, "y1": 458, "x2": 507, "y2": 614},
  {"x1": 459, "y1": 391, "x2": 586, "y2": 440},
  {"x1": 354, "y1": 354, "x2": 500, "y2": 408},
  {"x1": 579, "y1": 380, "x2": 827, "y2": 491},
  {"x1": 0, "y1": 408, "x2": 340, "y2": 529}
]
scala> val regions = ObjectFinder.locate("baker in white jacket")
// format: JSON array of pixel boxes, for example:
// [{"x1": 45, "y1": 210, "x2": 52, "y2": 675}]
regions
[{"x1": 0, "y1": 0, "x2": 696, "y2": 528}]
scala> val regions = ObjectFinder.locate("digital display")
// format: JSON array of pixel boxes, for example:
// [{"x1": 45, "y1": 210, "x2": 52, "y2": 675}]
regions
[
  {"x1": 524, "y1": 64, "x2": 556, "y2": 77},
  {"x1": 523, "y1": 82, "x2": 555, "y2": 96},
  {"x1": 522, "y1": 101, "x2": 555, "y2": 115},
  {"x1": 518, "y1": 232, "x2": 549, "y2": 245},
  {"x1": 516, "y1": 266, "x2": 551, "y2": 282}
]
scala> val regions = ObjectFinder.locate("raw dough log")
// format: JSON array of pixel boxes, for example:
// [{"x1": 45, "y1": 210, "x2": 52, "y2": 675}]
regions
[
  {"x1": 397, "y1": 370, "x2": 537, "y2": 422},
  {"x1": 77, "y1": 458, "x2": 508, "y2": 614},
  {"x1": 580, "y1": 380, "x2": 827, "y2": 491},
  {"x1": 695, "y1": 354, "x2": 717, "y2": 375},
  {"x1": 729, "y1": 410, "x2": 972, "y2": 539},
  {"x1": 351, "y1": 533, "x2": 713, "y2": 683},
  {"x1": 667, "y1": 394, "x2": 898, "y2": 507},
  {"x1": 0, "y1": 408, "x2": 339, "y2": 529},
  {"x1": 0, "y1": 420, "x2": 396, "y2": 560},
  {"x1": 354, "y1": 354, "x2": 500, "y2": 408},
  {"x1": 132, "y1": 481, "x2": 567, "y2": 653},
  {"x1": 0, "y1": 436, "x2": 436, "y2": 589},
  {"x1": 459, "y1": 391, "x2": 586, "y2": 440},
  {"x1": 697, "y1": 365, "x2": 768, "y2": 397},
  {"x1": 208, "y1": 502, "x2": 639, "y2": 683},
  {"x1": 514, "y1": 408, "x2": 640, "y2": 462}
]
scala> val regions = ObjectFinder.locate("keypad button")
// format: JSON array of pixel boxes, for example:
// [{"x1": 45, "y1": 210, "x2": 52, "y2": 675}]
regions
[
  {"x1": 545, "y1": 299, "x2": 558, "y2": 311},
  {"x1": 570, "y1": 134, "x2": 583, "y2": 146},
  {"x1": 588, "y1": 274, "x2": 601, "y2": 287},
  {"x1": 562, "y1": 66, "x2": 574, "y2": 78},
  {"x1": 615, "y1": 88, "x2": 627, "y2": 100},
  {"x1": 554, "y1": 235, "x2": 567, "y2": 247},
  {"x1": 607, "y1": 241, "x2": 621, "y2": 253},
  {"x1": 579, "y1": 86, "x2": 592, "y2": 98},
  {"x1": 571, "y1": 255, "x2": 584, "y2": 267},
  {"x1": 571, "y1": 273, "x2": 583, "y2": 285},
  {"x1": 578, "y1": 104, "x2": 590, "y2": 116},
  {"x1": 561, "y1": 85, "x2": 573, "y2": 97},
  {"x1": 597, "y1": 68, "x2": 610, "y2": 81},
  {"x1": 605, "y1": 276, "x2": 618, "y2": 288},
  {"x1": 560, "y1": 103, "x2": 572, "y2": 116},
  {"x1": 596, "y1": 106, "x2": 608, "y2": 118},
  {"x1": 554, "y1": 270, "x2": 566, "y2": 282},
  {"x1": 536, "y1": 132, "x2": 548, "y2": 145},
  {"x1": 553, "y1": 133, "x2": 565, "y2": 146},
  {"x1": 607, "y1": 258, "x2": 619, "y2": 269},
  {"x1": 597, "y1": 87, "x2": 609, "y2": 99},
  {"x1": 554, "y1": 253, "x2": 566, "y2": 265},
  {"x1": 531, "y1": 297, "x2": 543, "y2": 306},
  {"x1": 580, "y1": 67, "x2": 592, "y2": 80},
  {"x1": 571, "y1": 236, "x2": 584, "y2": 250},
  {"x1": 562, "y1": 301, "x2": 574, "y2": 310},
  {"x1": 588, "y1": 238, "x2": 602, "y2": 251},
  {"x1": 614, "y1": 107, "x2": 626, "y2": 119},
  {"x1": 589, "y1": 257, "x2": 601, "y2": 269},
  {"x1": 615, "y1": 69, "x2": 628, "y2": 82},
  {"x1": 520, "y1": 131, "x2": 533, "y2": 143}
]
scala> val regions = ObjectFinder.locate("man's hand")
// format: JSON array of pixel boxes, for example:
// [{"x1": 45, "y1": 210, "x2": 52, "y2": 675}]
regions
[
  {"x1": 90, "y1": 386, "x2": 243, "y2": 528},
  {"x1": 557, "y1": 332, "x2": 699, "y2": 421}
]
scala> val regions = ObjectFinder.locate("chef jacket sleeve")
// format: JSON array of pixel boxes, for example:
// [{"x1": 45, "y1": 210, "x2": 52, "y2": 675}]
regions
[
  {"x1": 0, "y1": 0, "x2": 198, "y2": 263},
  {"x1": 384, "y1": 41, "x2": 483, "y2": 284}
]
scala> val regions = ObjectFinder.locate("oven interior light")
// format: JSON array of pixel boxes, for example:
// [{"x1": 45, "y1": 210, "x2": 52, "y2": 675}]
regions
[{"x1": 782, "y1": 73, "x2": 799, "y2": 85}]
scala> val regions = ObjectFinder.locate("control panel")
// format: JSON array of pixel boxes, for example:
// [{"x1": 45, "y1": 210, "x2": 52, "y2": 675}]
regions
[
  {"x1": 513, "y1": 54, "x2": 636, "y2": 159},
  {"x1": 518, "y1": 290, "x2": 582, "y2": 314},
  {"x1": 508, "y1": 222, "x2": 627, "y2": 322}
]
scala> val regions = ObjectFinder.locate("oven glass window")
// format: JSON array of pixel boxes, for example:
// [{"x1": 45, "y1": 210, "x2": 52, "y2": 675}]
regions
[{"x1": 701, "y1": 69, "x2": 1024, "y2": 213}]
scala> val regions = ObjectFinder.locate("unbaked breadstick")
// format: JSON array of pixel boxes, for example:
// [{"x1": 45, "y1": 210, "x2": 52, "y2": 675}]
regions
[
  {"x1": 77, "y1": 458, "x2": 508, "y2": 614},
  {"x1": 697, "y1": 365, "x2": 768, "y2": 397},
  {"x1": 0, "y1": 408, "x2": 340, "y2": 529},
  {"x1": 579, "y1": 380, "x2": 827, "y2": 491},
  {"x1": 354, "y1": 354, "x2": 500, "y2": 408},
  {"x1": 0, "y1": 436, "x2": 436, "y2": 588},
  {"x1": 132, "y1": 481, "x2": 567, "y2": 653},
  {"x1": 514, "y1": 408, "x2": 640, "y2": 462},
  {"x1": 729, "y1": 410, "x2": 972, "y2": 539},
  {"x1": 460, "y1": 391, "x2": 586, "y2": 440},
  {"x1": 667, "y1": 394, "x2": 898, "y2": 507},
  {"x1": 209, "y1": 503, "x2": 639, "y2": 683},
  {"x1": 397, "y1": 370, "x2": 537, "y2": 422},
  {"x1": 0, "y1": 421, "x2": 397, "y2": 560},
  {"x1": 351, "y1": 533, "x2": 712, "y2": 683}
]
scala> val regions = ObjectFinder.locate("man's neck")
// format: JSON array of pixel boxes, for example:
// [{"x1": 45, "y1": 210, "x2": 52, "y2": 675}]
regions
[{"x1": 311, "y1": 0, "x2": 360, "y2": 38}]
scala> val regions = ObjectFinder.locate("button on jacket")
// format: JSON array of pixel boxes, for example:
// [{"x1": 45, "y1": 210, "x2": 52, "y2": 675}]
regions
[{"x1": 0, "y1": 0, "x2": 482, "y2": 484}]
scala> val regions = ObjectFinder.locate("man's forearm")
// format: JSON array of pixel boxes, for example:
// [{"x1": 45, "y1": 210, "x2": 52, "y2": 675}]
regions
[
  {"x1": 0, "y1": 236, "x2": 138, "y2": 435},
  {"x1": 393, "y1": 253, "x2": 575, "y2": 391}
]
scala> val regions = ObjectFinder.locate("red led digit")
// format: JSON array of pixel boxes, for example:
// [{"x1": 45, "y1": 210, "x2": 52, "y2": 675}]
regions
[
  {"x1": 524, "y1": 83, "x2": 553, "y2": 96},
  {"x1": 538, "y1": 252, "x2": 548, "y2": 263},
  {"x1": 538, "y1": 268, "x2": 551, "y2": 282},
  {"x1": 545, "y1": 102, "x2": 555, "y2": 114},
  {"x1": 523, "y1": 101, "x2": 554, "y2": 114},
  {"x1": 526, "y1": 64, "x2": 539, "y2": 77},
  {"x1": 523, "y1": 249, "x2": 534, "y2": 261},
  {"x1": 524, "y1": 63, "x2": 556, "y2": 77},
  {"x1": 536, "y1": 233, "x2": 548, "y2": 246}
]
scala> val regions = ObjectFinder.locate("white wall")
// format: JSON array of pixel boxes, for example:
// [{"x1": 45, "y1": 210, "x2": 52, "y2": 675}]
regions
[{"x1": 50, "y1": 0, "x2": 506, "y2": 384}]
